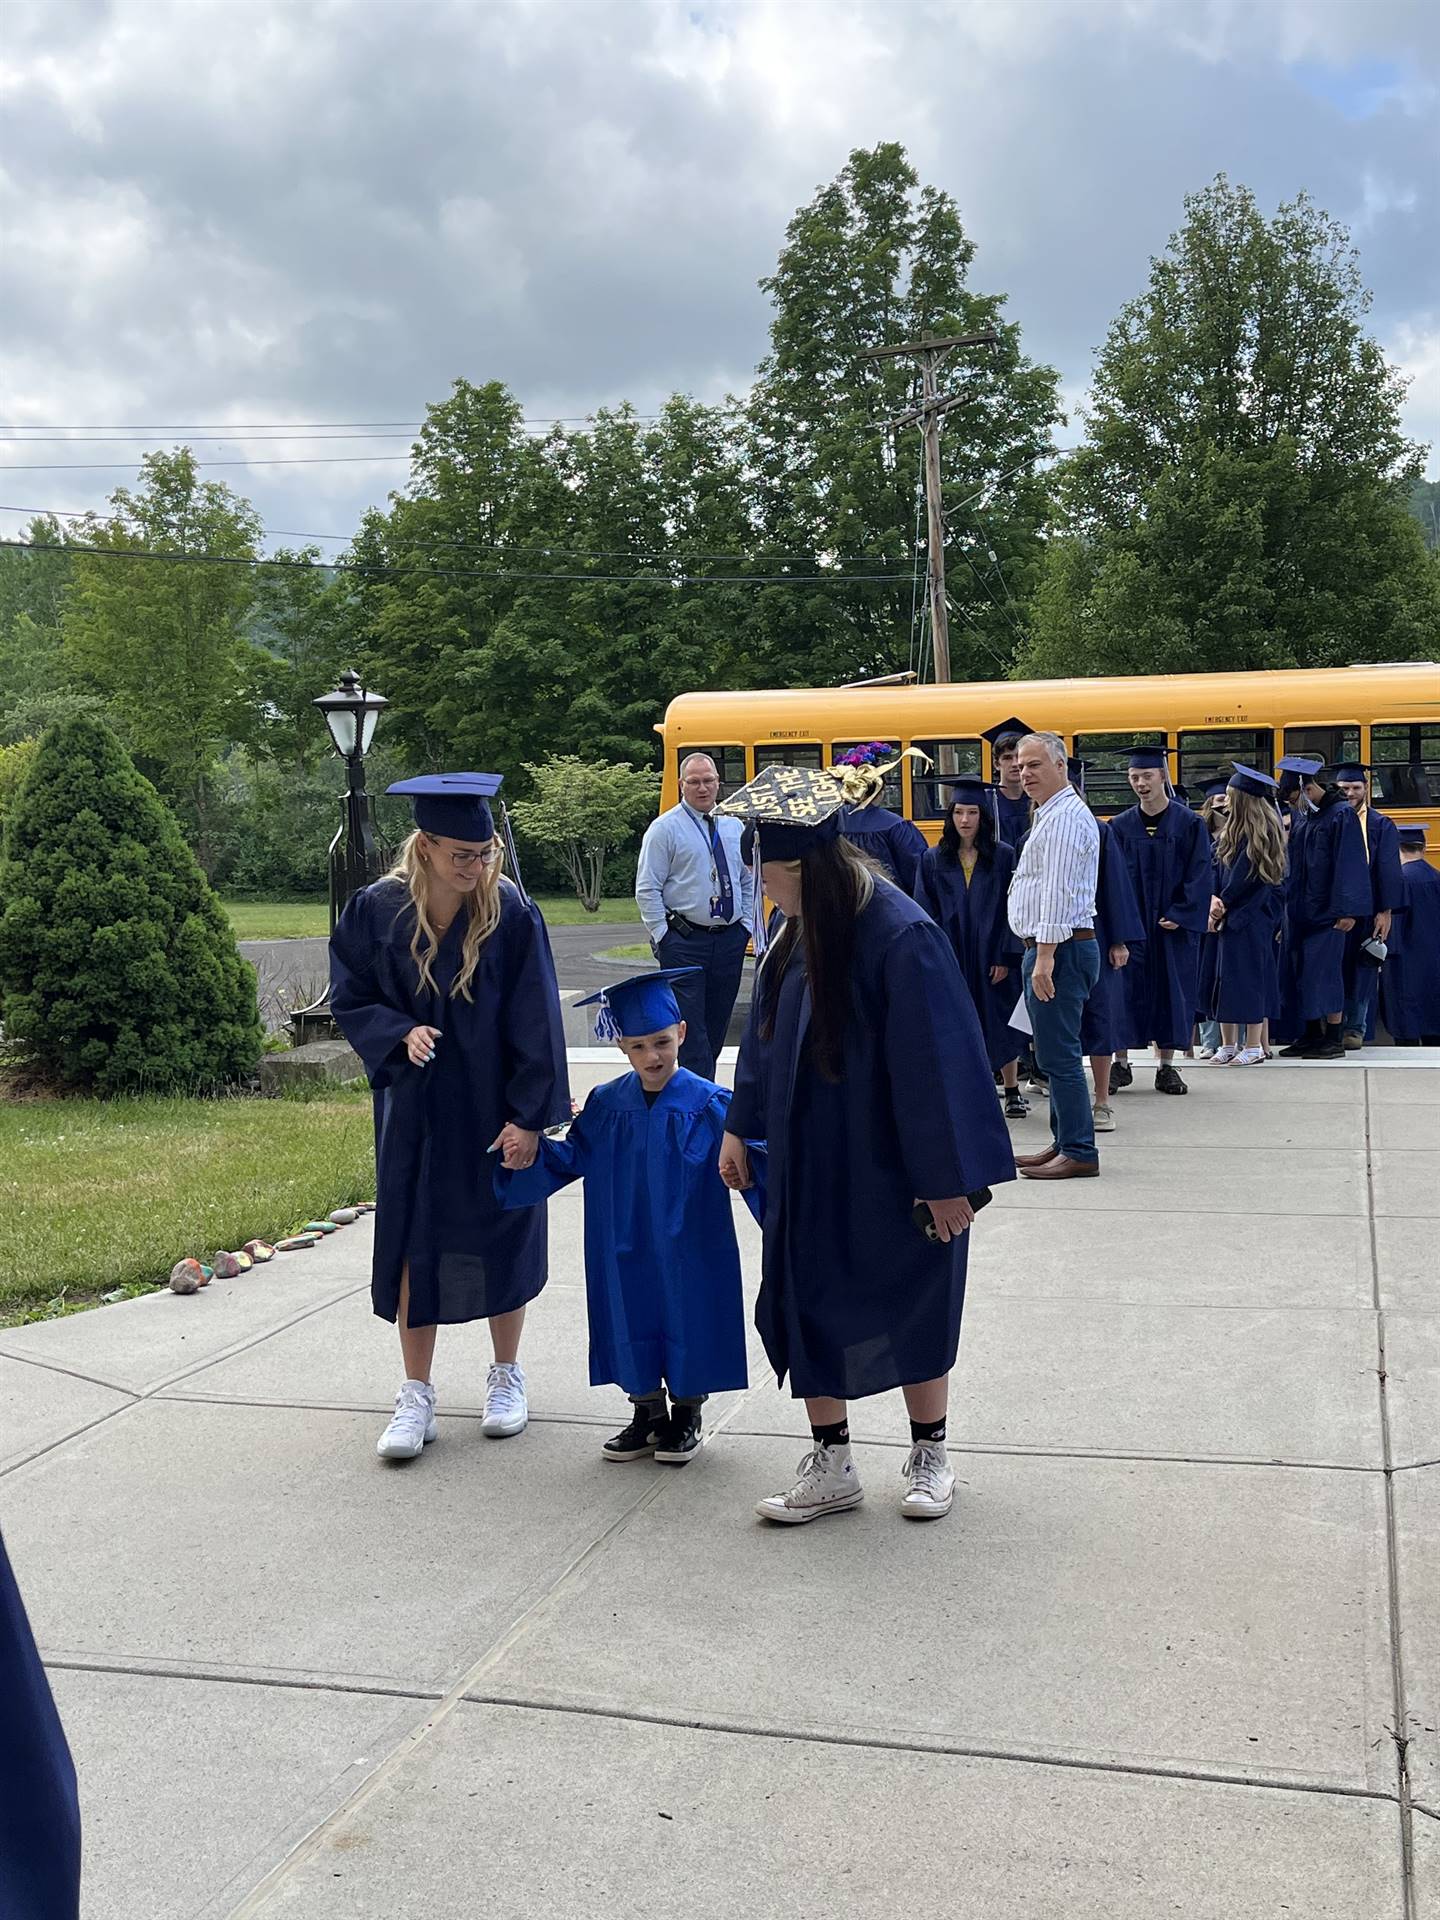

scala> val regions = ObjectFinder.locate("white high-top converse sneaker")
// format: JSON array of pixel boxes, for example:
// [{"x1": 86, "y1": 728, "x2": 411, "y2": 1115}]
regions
[{"x1": 755, "y1": 1443, "x2": 864, "y2": 1525}]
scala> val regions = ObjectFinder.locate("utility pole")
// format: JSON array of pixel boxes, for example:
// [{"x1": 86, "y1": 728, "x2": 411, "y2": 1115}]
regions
[{"x1": 862, "y1": 329, "x2": 1000, "y2": 684}]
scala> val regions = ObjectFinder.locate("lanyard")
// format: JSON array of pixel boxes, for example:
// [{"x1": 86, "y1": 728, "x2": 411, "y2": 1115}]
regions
[{"x1": 684, "y1": 806, "x2": 719, "y2": 861}]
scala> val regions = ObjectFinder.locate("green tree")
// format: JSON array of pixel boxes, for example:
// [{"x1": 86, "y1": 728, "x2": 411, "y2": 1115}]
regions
[
  {"x1": 508, "y1": 755, "x2": 660, "y2": 911},
  {"x1": 748, "y1": 142, "x2": 1061, "y2": 684},
  {"x1": 0, "y1": 716, "x2": 261, "y2": 1092},
  {"x1": 1022, "y1": 177, "x2": 1440, "y2": 676},
  {"x1": 246, "y1": 549, "x2": 358, "y2": 770},
  {"x1": 62, "y1": 450, "x2": 264, "y2": 867},
  {"x1": 1410, "y1": 477, "x2": 1440, "y2": 551},
  {"x1": 0, "y1": 516, "x2": 75, "y2": 742}
]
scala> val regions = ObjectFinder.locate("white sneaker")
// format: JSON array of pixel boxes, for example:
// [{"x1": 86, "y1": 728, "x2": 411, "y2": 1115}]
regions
[
  {"x1": 1232, "y1": 1046, "x2": 1265, "y2": 1066},
  {"x1": 1092, "y1": 1102, "x2": 1116, "y2": 1132},
  {"x1": 1212, "y1": 1044, "x2": 1239, "y2": 1064},
  {"x1": 755, "y1": 1443, "x2": 864, "y2": 1525},
  {"x1": 1197, "y1": 1047, "x2": 1217, "y2": 1061},
  {"x1": 376, "y1": 1379, "x2": 436, "y2": 1459},
  {"x1": 900, "y1": 1441, "x2": 955, "y2": 1519},
  {"x1": 482, "y1": 1361, "x2": 528, "y2": 1437}
]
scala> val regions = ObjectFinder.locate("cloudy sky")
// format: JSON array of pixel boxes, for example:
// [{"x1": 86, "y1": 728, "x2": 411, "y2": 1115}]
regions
[{"x1": 2, "y1": 0, "x2": 1437, "y2": 555}]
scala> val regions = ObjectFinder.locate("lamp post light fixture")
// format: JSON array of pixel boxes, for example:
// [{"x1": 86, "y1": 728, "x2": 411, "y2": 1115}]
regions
[{"x1": 288, "y1": 669, "x2": 388, "y2": 1047}]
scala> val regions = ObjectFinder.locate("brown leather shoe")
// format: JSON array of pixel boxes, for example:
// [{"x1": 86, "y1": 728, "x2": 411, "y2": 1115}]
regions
[
  {"x1": 1021, "y1": 1154, "x2": 1099, "y2": 1180},
  {"x1": 1014, "y1": 1144, "x2": 1060, "y2": 1169}
]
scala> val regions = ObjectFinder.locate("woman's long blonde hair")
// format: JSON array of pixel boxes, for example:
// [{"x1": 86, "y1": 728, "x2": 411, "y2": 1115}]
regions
[
  {"x1": 1217, "y1": 788, "x2": 1288, "y2": 888},
  {"x1": 388, "y1": 829, "x2": 504, "y2": 1000}
]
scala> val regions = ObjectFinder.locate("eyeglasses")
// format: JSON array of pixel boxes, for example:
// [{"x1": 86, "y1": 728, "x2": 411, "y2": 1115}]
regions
[{"x1": 445, "y1": 845, "x2": 502, "y2": 870}]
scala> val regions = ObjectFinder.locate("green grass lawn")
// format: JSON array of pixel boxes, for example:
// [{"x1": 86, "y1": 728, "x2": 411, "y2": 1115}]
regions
[
  {"x1": 224, "y1": 895, "x2": 641, "y2": 939},
  {"x1": 0, "y1": 1093, "x2": 376, "y2": 1324}
]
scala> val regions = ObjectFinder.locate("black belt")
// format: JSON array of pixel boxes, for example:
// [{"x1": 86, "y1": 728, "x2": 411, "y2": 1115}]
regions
[
  {"x1": 667, "y1": 913, "x2": 740, "y2": 937},
  {"x1": 1022, "y1": 929, "x2": 1096, "y2": 949}
]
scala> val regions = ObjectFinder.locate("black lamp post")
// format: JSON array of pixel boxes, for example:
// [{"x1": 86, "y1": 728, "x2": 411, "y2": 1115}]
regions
[{"x1": 289, "y1": 669, "x2": 388, "y2": 1045}]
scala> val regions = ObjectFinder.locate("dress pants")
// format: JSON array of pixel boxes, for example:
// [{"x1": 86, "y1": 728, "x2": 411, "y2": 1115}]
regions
[{"x1": 656, "y1": 920, "x2": 750, "y2": 1079}]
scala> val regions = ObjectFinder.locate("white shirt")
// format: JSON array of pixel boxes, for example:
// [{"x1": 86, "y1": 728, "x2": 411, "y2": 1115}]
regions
[
  {"x1": 1007, "y1": 784, "x2": 1099, "y2": 944},
  {"x1": 634, "y1": 802, "x2": 755, "y2": 942}
]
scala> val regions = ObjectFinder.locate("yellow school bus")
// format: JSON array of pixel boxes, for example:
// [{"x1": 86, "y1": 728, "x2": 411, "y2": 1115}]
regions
[{"x1": 655, "y1": 663, "x2": 1440, "y2": 854}]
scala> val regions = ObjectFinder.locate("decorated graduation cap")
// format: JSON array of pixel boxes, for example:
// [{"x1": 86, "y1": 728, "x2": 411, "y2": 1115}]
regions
[
  {"x1": 388, "y1": 772, "x2": 502, "y2": 841},
  {"x1": 828, "y1": 744, "x2": 931, "y2": 812},
  {"x1": 1227, "y1": 764, "x2": 1279, "y2": 799},
  {"x1": 716, "y1": 764, "x2": 847, "y2": 860},
  {"x1": 576, "y1": 967, "x2": 700, "y2": 1042},
  {"x1": 980, "y1": 716, "x2": 1034, "y2": 752}
]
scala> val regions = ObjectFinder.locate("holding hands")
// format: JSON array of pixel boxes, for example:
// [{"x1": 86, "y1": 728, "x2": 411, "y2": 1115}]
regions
[
  {"x1": 490, "y1": 1124, "x2": 540, "y2": 1170},
  {"x1": 718, "y1": 1132, "x2": 752, "y2": 1191}
]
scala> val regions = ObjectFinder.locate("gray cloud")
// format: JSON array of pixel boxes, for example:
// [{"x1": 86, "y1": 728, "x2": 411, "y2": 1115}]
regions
[{"x1": 2, "y1": 0, "x2": 1436, "y2": 552}]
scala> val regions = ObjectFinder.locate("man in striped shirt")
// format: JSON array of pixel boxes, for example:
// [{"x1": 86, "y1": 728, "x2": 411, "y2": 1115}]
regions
[{"x1": 1007, "y1": 732, "x2": 1102, "y2": 1179}]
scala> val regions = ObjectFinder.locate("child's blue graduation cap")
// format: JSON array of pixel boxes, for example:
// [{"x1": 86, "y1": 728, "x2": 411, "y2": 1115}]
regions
[
  {"x1": 1227, "y1": 764, "x2": 1279, "y2": 799},
  {"x1": 576, "y1": 967, "x2": 700, "y2": 1041},
  {"x1": 1276, "y1": 755, "x2": 1324, "y2": 779},
  {"x1": 387, "y1": 772, "x2": 503, "y2": 841}
]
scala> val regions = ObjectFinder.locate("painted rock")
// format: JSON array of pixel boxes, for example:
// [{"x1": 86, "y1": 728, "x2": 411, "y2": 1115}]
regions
[
  {"x1": 232, "y1": 1250, "x2": 254, "y2": 1272},
  {"x1": 198, "y1": 1264, "x2": 214, "y2": 1286},
  {"x1": 275, "y1": 1234, "x2": 320, "y2": 1252},
  {"x1": 329, "y1": 1207, "x2": 358, "y2": 1225},
  {"x1": 169, "y1": 1259, "x2": 205, "y2": 1295},
  {"x1": 212, "y1": 1250, "x2": 244, "y2": 1279},
  {"x1": 244, "y1": 1240, "x2": 276, "y2": 1263},
  {"x1": 354, "y1": 1202, "x2": 377, "y2": 1214},
  {"x1": 303, "y1": 1220, "x2": 339, "y2": 1235}
]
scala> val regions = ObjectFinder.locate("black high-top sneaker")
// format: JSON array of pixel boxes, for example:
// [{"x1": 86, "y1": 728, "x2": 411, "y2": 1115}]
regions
[
  {"x1": 602, "y1": 1397, "x2": 667, "y2": 1462},
  {"x1": 654, "y1": 1404, "x2": 703, "y2": 1465}
]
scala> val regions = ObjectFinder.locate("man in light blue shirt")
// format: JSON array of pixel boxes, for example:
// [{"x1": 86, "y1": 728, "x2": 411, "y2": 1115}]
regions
[{"x1": 635, "y1": 753, "x2": 755, "y2": 1076}]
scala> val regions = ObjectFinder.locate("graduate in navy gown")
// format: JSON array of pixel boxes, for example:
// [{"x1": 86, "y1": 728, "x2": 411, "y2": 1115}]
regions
[
  {"x1": 914, "y1": 775, "x2": 1027, "y2": 1118},
  {"x1": 1071, "y1": 761, "x2": 1144, "y2": 1133},
  {"x1": 1, "y1": 1531, "x2": 81, "y2": 1920},
  {"x1": 1200, "y1": 767, "x2": 1288, "y2": 1066},
  {"x1": 829, "y1": 745, "x2": 928, "y2": 894},
  {"x1": 1108, "y1": 746, "x2": 1214, "y2": 1095},
  {"x1": 497, "y1": 967, "x2": 759, "y2": 1465},
  {"x1": 1381, "y1": 829, "x2": 1440, "y2": 1044},
  {"x1": 1334, "y1": 763, "x2": 1405, "y2": 1049},
  {"x1": 329, "y1": 772, "x2": 570, "y2": 1462},
  {"x1": 983, "y1": 719, "x2": 1035, "y2": 849},
  {"x1": 714, "y1": 764, "x2": 1016, "y2": 1527},
  {"x1": 1275, "y1": 759, "x2": 1373, "y2": 1059}
]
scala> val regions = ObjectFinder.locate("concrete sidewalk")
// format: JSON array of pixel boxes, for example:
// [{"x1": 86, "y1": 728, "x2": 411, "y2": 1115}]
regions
[{"x1": 1, "y1": 1056, "x2": 1436, "y2": 1917}]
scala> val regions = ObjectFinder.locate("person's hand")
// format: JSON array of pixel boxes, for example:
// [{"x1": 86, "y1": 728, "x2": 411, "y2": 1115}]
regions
[
  {"x1": 1109, "y1": 943, "x2": 1130, "y2": 969},
  {"x1": 1030, "y1": 956, "x2": 1056, "y2": 1002},
  {"x1": 1374, "y1": 911, "x2": 1392, "y2": 942},
  {"x1": 922, "y1": 1195, "x2": 976, "y2": 1243},
  {"x1": 989, "y1": 964, "x2": 1009, "y2": 985},
  {"x1": 405, "y1": 1024, "x2": 442, "y2": 1067},
  {"x1": 490, "y1": 1124, "x2": 539, "y2": 1170},
  {"x1": 1334, "y1": 916, "x2": 1356, "y2": 932},
  {"x1": 1158, "y1": 917, "x2": 1179, "y2": 932},
  {"x1": 1207, "y1": 907, "x2": 1224, "y2": 933},
  {"x1": 718, "y1": 1131, "x2": 752, "y2": 1191}
]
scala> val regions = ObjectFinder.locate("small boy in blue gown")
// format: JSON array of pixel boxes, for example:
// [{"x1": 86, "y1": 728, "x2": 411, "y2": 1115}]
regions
[{"x1": 496, "y1": 968, "x2": 761, "y2": 1465}]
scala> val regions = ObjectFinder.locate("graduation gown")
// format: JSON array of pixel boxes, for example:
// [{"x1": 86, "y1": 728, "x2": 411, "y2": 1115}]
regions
[
  {"x1": 1283, "y1": 794, "x2": 1373, "y2": 1023},
  {"x1": 1109, "y1": 802, "x2": 1214, "y2": 1050},
  {"x1": 727, "y1": 880, "x2": 1017, "y2": 1401},
  {"x1": 993, "y1": 788, "x2": 1032, "y2": 850},
  {"x1": 1381, "y1": 862, "x2": 1440, "y2": 1041},
  {"x1": 1342, "y1": 808, "x2": 1405, "y2": 1008},
  {"x1": 839, "y1": 805, "x2": 928, "y2": 895},
  {"x1": 913, "y1": 842, "x2": 1023, "y2": 1071},
  {"x1": 330, "y1": 878, "x2": 570, "y2": 1327},
  {"x1": 1, "y1": 1532, "x2": 81, "y2": 1920},
  {"x1": 496, "y1": 1068, "x2": 755, "y2": 1399},
  {"x1": 1200, "y1": 846, "x2": 1285, "y2": 1024},
  {"x1": 1080, "y1": 820, "x2": 1145, "y2": 1056}
]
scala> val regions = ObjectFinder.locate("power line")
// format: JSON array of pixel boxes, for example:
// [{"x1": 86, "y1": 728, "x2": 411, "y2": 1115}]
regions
[
  {"x1": 1, "y1": 454, "x2": 452, "y2": 470},
  {"x1": 0, "y1": 415, "x2": 663, "y2": 433},
  {"x1": 0, "y1": 537, "x2": 909, "y2": 589}
]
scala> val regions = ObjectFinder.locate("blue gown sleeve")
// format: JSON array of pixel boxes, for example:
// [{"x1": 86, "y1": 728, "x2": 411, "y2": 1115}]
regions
[
  {"x1": 494, "y1": 1101, "x2": 590, "y2": 1209},
  {"x1": 329, "y1": 888, "x2": 416, "y2": 1091},
  {"x1": 498, "y1": 895, "x2": 572, "y2": 1131},
  {"x1": 883, "y1": 922, "x2": 1018, "y2": 1198},
  {"x1": 1, "y1": 1532, "x2": 81, "y2": 1920},
  {"x1": 1371, "y1": 816, "x2": 1405, "y2": 914},
  {"x1": 1167, "y1": 814, "x2": 1215, "y2": 933},
  {"x1": 1328, "y1": 808, "x2": 1374, "y2": 921},
  {"x1": 1100, "y1": 834, "x2": 1145, "y2": 946},
  {"x1": 992, "y1": 846, "x2": 1024, "y2": 963},
  {"x1": 726, "y1": 962, "x2": 771, "y2": 1140},
  {"x1": 912, "y1": 848, "x2": 942, "y2": 922}
]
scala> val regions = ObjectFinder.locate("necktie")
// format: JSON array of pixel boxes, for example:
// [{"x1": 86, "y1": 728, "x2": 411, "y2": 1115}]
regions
[{"x1": 706, "y1": 816, "x2": 735, "y2": 923}]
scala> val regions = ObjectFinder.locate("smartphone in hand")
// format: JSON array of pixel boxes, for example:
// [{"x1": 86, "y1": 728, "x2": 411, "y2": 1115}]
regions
[{"x1": 911, "y1": 1190, "x2": 992, "y2": 1243}]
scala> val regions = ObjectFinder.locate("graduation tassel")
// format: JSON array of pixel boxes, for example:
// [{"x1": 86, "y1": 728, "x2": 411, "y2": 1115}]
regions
[
  {"x1": 499, "y1": 802, "x2": 530, "y2": 905},
  {"x1": 749, "y1": 833, "x2": 768, "y2": 959},
  {"x1": 592, "y1": 992, "x2": 620, "y2": 1041}
]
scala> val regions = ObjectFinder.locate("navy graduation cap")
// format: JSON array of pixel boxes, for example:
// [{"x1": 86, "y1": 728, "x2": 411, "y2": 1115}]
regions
[
  {"x1": 1200, "y1": 777, "x2": 1229, "y2": 800},
  {"x1": 388, "y1": 771, "x2": 503, "y2": 841},
  {"x1": 577, "y1": 967, "x2": 701, "y2": 1041},
  {"x1": 716, "y1": 764, "x2": 847, "y2": 861},
  {"x1": 980, "y1": 716, "x2": 1034, "y2": 750},
  {"x1": 1334, "y1": 762, "x2": 1370, "y2": 784},
  {"x1": 947, "y1": 774, "x2": 990, "y2": 803},
  {"x1": 1227, "y1": 764, "x2": 1279, "y2": 799},
  {"x1": 1398, "y1": 825, "x2": 1428, "y2": 849},
  {"x1": 1276, "y1": 754, "x2": 1324, "y2": 779},
  {"x1": 1126, "y1": 746, "x2": 1169, "y2": 771}
]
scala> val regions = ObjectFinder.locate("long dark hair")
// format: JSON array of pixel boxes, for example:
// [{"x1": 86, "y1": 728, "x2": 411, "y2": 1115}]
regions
[
  {"x1": 939, "y1": 799, "x2": 997, "y2": 865},
  {"x1": 758, "y1": 839, "x2": 877, "y2": 1082}
]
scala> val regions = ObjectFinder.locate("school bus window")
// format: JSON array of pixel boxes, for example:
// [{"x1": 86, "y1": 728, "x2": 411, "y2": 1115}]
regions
[
  {"x1": 1283, "y1": 725, "x2": 1360, "y2": 770},
  {"x1": 754, "y1": 742, "x2": 823, "y2": 773},
  {"x1": 1370, "y1": 724, "x2": 1440, "y2": 808},
  {"x1": 1075, "y1": 731, "x2": 1167, "y2": 812},
  {"x1": 831, "y1": 741, "x2": 901, "y2": 809},
  {"x1": 911, "y1": 739, "x2": 982, "y2": 820},
  {"x1": 1178, "y1": 729, "x2": 1273, "y2": 793},
  {"x1": 675, "y1": 745, "x2": 747, "y2": 797}
]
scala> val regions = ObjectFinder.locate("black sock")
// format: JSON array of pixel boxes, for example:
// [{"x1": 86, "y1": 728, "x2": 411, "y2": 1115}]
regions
[
  {"x1": 811, "y1": 1419, "x2": 849, "y2": 1449},
  {"x1": 632, "y1": 1393, "x2": 667, "y2": 1425},
  {"x1": 910, "y1": 1418, "x2": 947, "y2": 1445}
]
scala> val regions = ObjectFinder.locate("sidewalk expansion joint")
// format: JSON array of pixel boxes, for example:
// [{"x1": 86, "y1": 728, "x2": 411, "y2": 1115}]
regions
[{"x1": 42, "y1": 1654, "x2": 442, "y2": 1705}]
